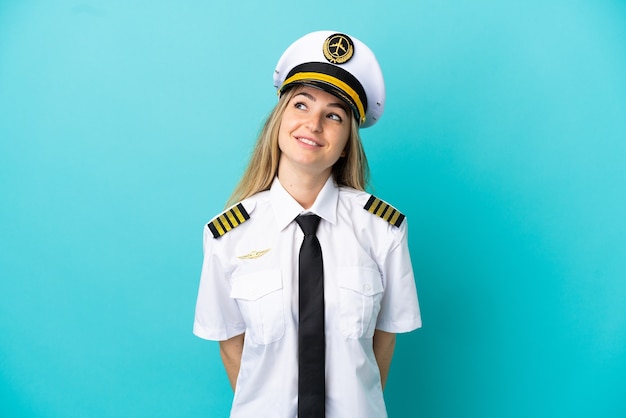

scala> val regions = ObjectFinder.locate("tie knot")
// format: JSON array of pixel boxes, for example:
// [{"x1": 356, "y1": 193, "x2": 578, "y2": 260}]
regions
[{"x1": 295, "y1": 214, "x2": 321, "y2": 236}]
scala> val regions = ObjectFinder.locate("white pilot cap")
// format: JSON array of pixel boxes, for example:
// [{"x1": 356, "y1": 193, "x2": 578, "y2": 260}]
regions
[{"x1": 273, "y1": 30, "x2": 386, "y2": 128}]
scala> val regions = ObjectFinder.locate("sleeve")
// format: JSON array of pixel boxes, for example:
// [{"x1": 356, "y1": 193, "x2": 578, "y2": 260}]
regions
[
  {"x1": 193, "y1": 225, "x2": 246, "y2": 341},
  {"x1": 375, "y1": 219, "x2": 422, "y2": 333}
]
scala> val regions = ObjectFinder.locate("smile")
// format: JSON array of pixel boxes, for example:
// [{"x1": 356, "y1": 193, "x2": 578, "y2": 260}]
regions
[{"x1": 296, "y1": 137, "x2": 321, "y2": 147}]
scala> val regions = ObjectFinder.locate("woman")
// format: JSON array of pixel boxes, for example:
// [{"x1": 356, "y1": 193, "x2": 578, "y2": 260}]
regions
[{"x1": 194, "y1": 31, "x2": 421, "y2": 418}]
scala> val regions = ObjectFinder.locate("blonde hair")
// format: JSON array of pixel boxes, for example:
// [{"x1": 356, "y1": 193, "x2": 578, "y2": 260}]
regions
[{"x1": 226, "y1": 87, "x2": 370, "y2": 207}]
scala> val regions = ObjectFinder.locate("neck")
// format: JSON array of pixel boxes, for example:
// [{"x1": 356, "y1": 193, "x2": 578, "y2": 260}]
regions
[{"x1": 277, "y1": 165, "x2": 331, "y2": 209}]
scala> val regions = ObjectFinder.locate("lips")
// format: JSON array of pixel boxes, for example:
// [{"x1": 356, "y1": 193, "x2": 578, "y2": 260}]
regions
[{"x1": 296, "y1": 136, "x2": 321, "y2": 147}]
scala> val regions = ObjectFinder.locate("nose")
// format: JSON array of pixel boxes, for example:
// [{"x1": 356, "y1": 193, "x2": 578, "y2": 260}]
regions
[{"x1": 306, "y1": 110, "x2": 324, "y2": 133}]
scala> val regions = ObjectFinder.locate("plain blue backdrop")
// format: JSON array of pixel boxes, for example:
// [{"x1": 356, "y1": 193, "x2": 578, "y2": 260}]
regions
[{"x1": 1, "y1": 1, "x2": 625, "y2": 417}]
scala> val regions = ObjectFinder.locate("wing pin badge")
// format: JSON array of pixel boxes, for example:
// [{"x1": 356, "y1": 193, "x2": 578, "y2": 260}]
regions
[{"x1": 237, "y1": 248, "x2": 271, "y2": 260}]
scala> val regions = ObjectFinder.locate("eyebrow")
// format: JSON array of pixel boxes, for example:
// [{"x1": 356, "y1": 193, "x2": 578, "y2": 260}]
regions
[{"x1": 295, "y1": 92, "x2": 349, "y2": 114}]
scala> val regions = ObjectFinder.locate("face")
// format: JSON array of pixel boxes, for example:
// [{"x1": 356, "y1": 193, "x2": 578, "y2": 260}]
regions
[{"x1": 277, "y1": 85, "x2": 352, "y2": 181}]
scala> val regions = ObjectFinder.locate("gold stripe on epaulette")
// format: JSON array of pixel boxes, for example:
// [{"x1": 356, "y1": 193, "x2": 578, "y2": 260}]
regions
[
  {"x1": 363, "y1": 195, "x2": 405, "y2": 227},
  {"x1": 208, "y1": 203, "x2": 250, "y2": 238}
]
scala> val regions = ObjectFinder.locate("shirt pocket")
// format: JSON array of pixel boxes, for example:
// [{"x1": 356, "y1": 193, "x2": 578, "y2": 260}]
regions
[
  {"x1": 338, "y1": 266, "x2": 384, "y2": 339},
  {"x1": 230, "y1": 269, "x2": 285, "y2": 345}
]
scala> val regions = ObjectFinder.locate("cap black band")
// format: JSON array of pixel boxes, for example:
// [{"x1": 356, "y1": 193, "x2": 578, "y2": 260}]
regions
[{"x1": 280, "y1": 62, "x2": 368, "y2": 124}]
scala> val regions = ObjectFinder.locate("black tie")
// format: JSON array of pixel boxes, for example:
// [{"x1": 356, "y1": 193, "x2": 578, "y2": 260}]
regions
[{"x1": 295, "y1": 214, "x2": 325, "y2": 418}]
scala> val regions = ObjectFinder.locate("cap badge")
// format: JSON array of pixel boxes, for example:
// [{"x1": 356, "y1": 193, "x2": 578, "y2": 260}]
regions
[{"x1": 323, "y1": 33, "x2": 354, "y2": 64}]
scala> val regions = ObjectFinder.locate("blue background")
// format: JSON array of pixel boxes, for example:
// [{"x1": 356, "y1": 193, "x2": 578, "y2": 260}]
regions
[{"x1": 1, "y1": 1, "x2": 625, "y2": 417}]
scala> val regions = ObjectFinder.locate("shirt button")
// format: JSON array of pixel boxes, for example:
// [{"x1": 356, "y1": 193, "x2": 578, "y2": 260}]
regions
[{"x1": 364, "y1": 284, "x2": 372, "y2": 292}]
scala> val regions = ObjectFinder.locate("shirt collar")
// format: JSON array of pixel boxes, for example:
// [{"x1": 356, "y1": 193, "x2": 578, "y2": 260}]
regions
[{"x1": 270, "y1": 176, "x2": 339, "y2": 231}]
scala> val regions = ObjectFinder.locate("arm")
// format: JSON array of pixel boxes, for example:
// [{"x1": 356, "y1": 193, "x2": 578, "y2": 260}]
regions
[
  {"x1": 219, "y1": 333, "x2": 245, "y2": 391},
  {"x1": 373, "y1": 329, "x2": 396, "y2": 390}
]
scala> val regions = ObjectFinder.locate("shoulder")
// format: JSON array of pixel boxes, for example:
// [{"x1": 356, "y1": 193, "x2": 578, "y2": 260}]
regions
[
  {"x1": 205, "y1": 191, "x2": 269, "y2": 239},
  {"x1": 338, "y1": 187, "x2": 406, "y2": 228}
]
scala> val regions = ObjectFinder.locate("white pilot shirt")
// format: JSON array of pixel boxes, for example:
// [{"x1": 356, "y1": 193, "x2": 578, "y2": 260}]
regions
[{"x1": 194, "y1": 176, "x2": 421, "y2": 418}]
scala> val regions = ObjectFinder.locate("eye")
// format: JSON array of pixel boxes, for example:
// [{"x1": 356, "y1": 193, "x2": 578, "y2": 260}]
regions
[
  {"x1": 294, "y1": 102, "x2": 307, "y2": 110},
  {"x1": 327, "y1": 113, "x2": 343, "y2": 122}
]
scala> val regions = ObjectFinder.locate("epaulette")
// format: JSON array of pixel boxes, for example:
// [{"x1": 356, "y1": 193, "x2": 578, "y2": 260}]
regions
[
  {"x1": 363, "y1": 195, "x2": 405, "y2": 227},
  {"x1": 207, "y1": 203, "x2": 250, "y2": 238}
]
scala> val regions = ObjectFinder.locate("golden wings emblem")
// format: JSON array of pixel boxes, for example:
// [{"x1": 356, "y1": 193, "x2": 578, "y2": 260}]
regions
[{"x1": 237, "y1": 248, "x2": 271, "y2": 260}]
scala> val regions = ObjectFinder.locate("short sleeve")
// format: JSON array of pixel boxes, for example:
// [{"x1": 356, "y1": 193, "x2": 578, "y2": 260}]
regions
[
  {"x1": 375, "y1": 219, "x2": 422, "y2": 333},
  {"x1": 193, "y1": 226, "x2": 246, "y2": 340}
]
